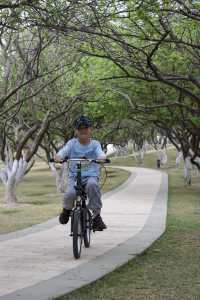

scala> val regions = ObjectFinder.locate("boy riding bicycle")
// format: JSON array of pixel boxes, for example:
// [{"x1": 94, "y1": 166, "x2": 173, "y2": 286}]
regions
[{"x1": 54, "y1": 116, "x2": 107, "y2": 231}]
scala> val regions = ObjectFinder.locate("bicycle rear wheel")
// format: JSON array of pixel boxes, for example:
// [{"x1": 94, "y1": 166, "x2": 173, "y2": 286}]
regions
[
  {"x1": 83, "y1": 209, "x2": 92, "y2": 248},
  {"x1": 72, "y1": 210, "x2": 83, "y2": 259}
]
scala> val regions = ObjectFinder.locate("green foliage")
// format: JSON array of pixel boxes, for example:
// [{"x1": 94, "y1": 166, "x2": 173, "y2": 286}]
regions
[{"x1": 0, "y1": 0, "x2": 200, "y2": 154}]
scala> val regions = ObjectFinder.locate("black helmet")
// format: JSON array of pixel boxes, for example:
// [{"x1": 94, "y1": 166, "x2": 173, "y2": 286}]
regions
[{"x1": 74, "y1": 116, "x2": 93, "y2": 129}]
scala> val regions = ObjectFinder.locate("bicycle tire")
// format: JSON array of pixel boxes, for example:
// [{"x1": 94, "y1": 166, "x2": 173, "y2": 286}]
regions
[
  {"x1": 83, "y1": 209, "x2": 92, "y2": 248},
  {"x1": 72, "y1": 210, "x2": 83, "y2": 259}
]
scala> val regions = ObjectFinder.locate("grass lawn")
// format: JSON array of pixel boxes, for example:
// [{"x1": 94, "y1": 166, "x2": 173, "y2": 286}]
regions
[
  {"x1": 0, "y1": 165, "x2": 130, "y2": 234},
  {"x1": 55, "y1": 149, "x2": 200, "y2": 300}
]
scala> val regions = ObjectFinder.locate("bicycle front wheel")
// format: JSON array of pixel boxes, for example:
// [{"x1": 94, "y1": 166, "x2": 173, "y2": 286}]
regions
[
  {"x1": 72, "y1": 210, "x2": 83, "y2": 259},
  {"x1": 83, "y1": 209, "x2": 92, "y2": 248}
]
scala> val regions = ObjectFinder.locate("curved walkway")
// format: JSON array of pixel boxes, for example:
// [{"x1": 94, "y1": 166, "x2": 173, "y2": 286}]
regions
[{"x1": 0, "y1": 167, "x2": 168, "y2": 300}]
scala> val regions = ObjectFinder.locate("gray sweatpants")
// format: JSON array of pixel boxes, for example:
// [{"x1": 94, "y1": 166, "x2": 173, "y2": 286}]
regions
[{"x1": 63, "y1": 177, "x2": 102, "y2": 216}]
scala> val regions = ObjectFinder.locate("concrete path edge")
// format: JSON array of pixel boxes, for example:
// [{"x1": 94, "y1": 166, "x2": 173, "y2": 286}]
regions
[{"x1": 0, "y1": 171, "x2": 168, "y2": 300}]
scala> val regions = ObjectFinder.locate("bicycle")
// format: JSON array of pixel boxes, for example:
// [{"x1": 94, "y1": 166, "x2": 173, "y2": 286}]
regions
[{"x1": 50, "y1": 157, "x2": 110, "y2": 259}]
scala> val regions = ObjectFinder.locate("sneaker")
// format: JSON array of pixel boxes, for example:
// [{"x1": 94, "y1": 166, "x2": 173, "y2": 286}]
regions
[
  {"x1": 59, "y1": 208, "x2": 71, "y2": 225},
  {"x1": 92, "y1": 215, "x2": 107, "y2": 232}
]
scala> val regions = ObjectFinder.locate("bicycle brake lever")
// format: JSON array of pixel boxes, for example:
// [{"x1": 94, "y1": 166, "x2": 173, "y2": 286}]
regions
[
  {"x1": 105, "y1": 158, "x2": 111, "y2": 163},
  {"x1": 49, "y1": 156, "x2": 69, "y2": 163}
]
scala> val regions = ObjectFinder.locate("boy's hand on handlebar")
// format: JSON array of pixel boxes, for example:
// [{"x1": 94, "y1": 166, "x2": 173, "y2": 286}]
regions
[
  {"x1": 53, "y1": 154, "x2": 62, "y2": 162},
  {"x1": 95, "y1": 158, "x2": 111, "y2": 164},
  {"x1": 96, "y1": 155, "x2": 107, "y2": 163},
  {"x1": 97, "y1": 155, "x2": 106, "y2": 160}
]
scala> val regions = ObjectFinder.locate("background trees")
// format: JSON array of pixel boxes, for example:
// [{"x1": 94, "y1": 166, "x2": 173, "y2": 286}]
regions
[
  {"x1": 0, "y1": 18, "x2": 88, "y2": 205},
  {"x1": 0, "y1": 0, "x2": 199, "y2": 204}
]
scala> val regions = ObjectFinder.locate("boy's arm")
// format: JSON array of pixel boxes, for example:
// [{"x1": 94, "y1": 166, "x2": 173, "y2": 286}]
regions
[
  {"x1": 54, "y1": 141, "x2": 71, "y2": 162},
  {"x1": 95, "y1": 141, "x2": 106, "y2": 160},
  {"x1": 54, "y1": 153, "x2": 63, "y2": 162}
]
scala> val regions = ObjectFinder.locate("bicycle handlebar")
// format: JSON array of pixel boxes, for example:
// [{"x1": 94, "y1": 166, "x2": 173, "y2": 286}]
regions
[{"x1": 49, "y1": 157, "x2": 111, "y2": 164}]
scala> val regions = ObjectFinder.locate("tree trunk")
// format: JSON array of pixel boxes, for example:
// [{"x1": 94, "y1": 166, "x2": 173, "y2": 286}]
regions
[
  {"x1": 4, "y1": 182, "x2": 18, "y2": 207},
  {"x1": 0, "y1": 158, "x2": 29, "y2": 207},
  {"x1": 160, "y1": 150, "x2": 168, "y2": 165},
  {"x1": 176, "y1": 151, "x2": 182, "y2": 168},
  {"x1": 184, "y1": 157, "x2": 192, "y2": 186}
]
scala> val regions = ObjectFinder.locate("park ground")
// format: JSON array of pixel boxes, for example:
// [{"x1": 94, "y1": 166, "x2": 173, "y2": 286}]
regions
[
  {"x1": 0, "y1": 165, "x2": 130, "y2": 234},
  {"x1": 55, "y1": 150, "x2": 200, "y2": 300}
]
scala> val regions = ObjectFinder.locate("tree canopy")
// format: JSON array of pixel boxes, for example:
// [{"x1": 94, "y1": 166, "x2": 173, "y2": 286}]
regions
[{"x1": 0, "y1": 0, "x2": 200, "y2": 204}]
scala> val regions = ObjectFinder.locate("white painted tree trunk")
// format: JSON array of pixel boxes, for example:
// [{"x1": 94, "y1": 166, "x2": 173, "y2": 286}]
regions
[
  {"x1": 106, "y1": 144, "x2": 117, "y2": 156},
  {"x1": 0, "y1": 158, "x2": 29, "y2": 207},
  {"x1": 184, "y1": 156, "x2": 192, "y2": 186},
  {"x1": 192, "y1": 164, "x2": 199, "y2": 177},
  {"x1": 49, "y1": 162, "x2": 68, "y2": 193},
  {"x1": 140, "y1": 149, "x2": 144, "y2": 160},
  {"x1": 138, "y1": 147, "x2": 145, "y2": 164},
  {"x1": 160, "y1": 150, "x2": 168, "y2": 165},
  {"x1": 4, "y1": 182, "x2": 18, "y2": 206},
  {"x1": 156, "y1": 150, "x2": 162, "y2": 160},
  {"x1": 175, "y1": 151, "x2": 183, "y2": 168}
]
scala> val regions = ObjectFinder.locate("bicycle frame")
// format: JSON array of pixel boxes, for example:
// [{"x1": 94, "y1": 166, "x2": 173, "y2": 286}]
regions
[
  {"x1": 70, "y1": 161, "x2": 88, "y2": 238},
  {"x1": 75, "y1": 162, "x2": 87, "y2": 204}
]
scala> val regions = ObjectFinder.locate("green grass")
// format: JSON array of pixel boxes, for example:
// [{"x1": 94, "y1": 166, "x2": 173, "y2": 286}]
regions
[
  {"x1": 55, "y1": 149, "x2": 200, "y2": 300},
  {"x1": 0, "y1": 166, "x2": 130, "y2": 234}
]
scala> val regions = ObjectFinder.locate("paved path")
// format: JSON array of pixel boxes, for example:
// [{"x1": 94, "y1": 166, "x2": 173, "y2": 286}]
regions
[{"x1": 0, "y1": 167, "x2": 168, "y2": 300}]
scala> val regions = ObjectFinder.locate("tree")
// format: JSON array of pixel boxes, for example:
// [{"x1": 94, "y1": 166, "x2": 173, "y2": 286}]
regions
[{"x1": 0, "y1": 25, "x2": 87, "y2": 206}]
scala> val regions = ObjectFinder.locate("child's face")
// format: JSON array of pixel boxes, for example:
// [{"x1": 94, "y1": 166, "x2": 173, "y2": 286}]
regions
[{"x1": 76, "y1": 126, "x2": 92, "y2": 142}]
